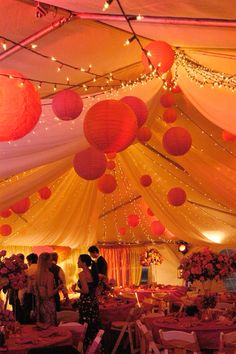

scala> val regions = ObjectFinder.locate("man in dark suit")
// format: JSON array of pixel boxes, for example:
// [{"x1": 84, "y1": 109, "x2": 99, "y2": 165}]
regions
[{"x1": 88, "y1": 246, "x2": 108, "y2": 280}]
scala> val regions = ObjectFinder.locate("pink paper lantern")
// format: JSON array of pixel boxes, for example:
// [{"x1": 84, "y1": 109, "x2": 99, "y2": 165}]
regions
[
  {"x1": 38, "y1": 187, "x2": 52, "y2": 200},
  {"x1": 151, "y1": 220, "x2": 165, "y2": 236},
  {"x1": 73, "y1": 147, "x2": 107, "y2": 180},
  {"x1": 222, "y1": 130, "x2": 236, "y2": 142},
  {"x1": 160, "y1": 93, "x2": 175, "y2": 108},
  {"x1": 167, "y1": 187, "x2": 187, "y2": 206},
  {"x1": 84, "y1": 100, "x2": 138, "y2": 153},
  {"x1": 11, "y1": 197, "x2": 31, "y2": 214},
  {"x1": 119, "y1": 227, "x2": 126, "y2": 236},
  {"x1": 0, "y1": 224, "x2": 12, "y2": 236},
  {"x1": 142, "y1": 41, "x2": 175, "y2": 74},
  {"x1": 106, "y1": 160, "x2": 116, "y2": 170},
  {"x1": 97, "y1": 174, "x2": 117, "y2": 194},
  {"x1": 0, "y1": 209, "x2": 12, "y2": 218},
  {"x1": 147, "y1": 208, "x2": 154, "y2": 217},
  {"x1": 137, "y1": 126, "x2": 152, "y2": 144},
  {"x1": 52, "y1": 89, "x2": 83, "y2": 121},
  {"x1": 128, "y1": 214, "x2": 139, "y2": 228},
  {"x1": 163, "y1": 127, "x2": 192, "y2": 156},
  {"x1": 0, "y1": 70, "x2": 41, "y2": 141},
  {"x1": 140, "y1": 175, "x2": 152, "y2": 187},
  {"x1": 163, "y1": 108, "x2": 177, "y2": 123},
  {"x1": 120, "y1": 96, "x2": 148, "y2": 128}
]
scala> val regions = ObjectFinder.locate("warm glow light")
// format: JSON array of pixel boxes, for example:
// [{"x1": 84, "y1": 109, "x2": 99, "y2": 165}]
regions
[
  {"x1": 31, "y1": 43, "x2": 37, "y2": 49},
  {"x1": 203, "y1": 231, "x2": 225, "y2": 244}
]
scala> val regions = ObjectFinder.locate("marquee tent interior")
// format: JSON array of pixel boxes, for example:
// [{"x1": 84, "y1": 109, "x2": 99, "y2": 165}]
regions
[{"x1": 0, "y1": 0, "x2": 236, "y2": 286}]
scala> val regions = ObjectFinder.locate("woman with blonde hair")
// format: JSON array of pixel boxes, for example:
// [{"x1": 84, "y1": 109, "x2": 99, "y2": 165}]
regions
[{"x1": 35, "y1": 252, "x2": 62, "y2": 325}]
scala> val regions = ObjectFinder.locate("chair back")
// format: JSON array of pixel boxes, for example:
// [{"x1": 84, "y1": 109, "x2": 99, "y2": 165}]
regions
[
  {"x1": 159, "y1": 330, "x2": 201, "y2": 353},
  {"x1": 219, "y1": 331, "x2": 236, "y2": 353},
  {"x1": 136, "y1": 320, "x2": 160, "y2": 354},
  {"x1": 85, "y1": 329, "x2": 104, "y2": 354},
  {"x1": 57, "y1": 310, "x2": 80, "y2": 323},
  {"x1": 127, "y1": 305, "x2": 144, "y2": 322},
  {"x1": 59, "y1": 322, "x2": 88, "y2": 351}
]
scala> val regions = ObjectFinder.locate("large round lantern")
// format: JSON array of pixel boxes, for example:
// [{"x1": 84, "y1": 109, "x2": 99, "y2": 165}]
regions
[
  {"x1": 97, "y1": 174, "x2": 117, "y2": 194},
  {"x1": 52, "y1": 89, "x2": 83, "y2": 121},
  {"x1": 119, "y1": 227, "x2": 126, "y2": 236},
  {"x1": 163, "y1": 127, "x2": 192, "y2": 156},
  {"x1": 84, "y1": 100, "x2": 138, "y2": 153},
  {"x1": 167, "y1": 187, "x2": 187, "y2": 206},
  {"x1": 38, "y1": 187, "x2": 52, "y2": 200},
  {"x1": 222, "y1": 130, "x2": 236, "y2": 142},
  {"x1": 0, "y1": 224, "x2": 12, "y2": 236},
  {"x1": 120, "y1": 96, "x2": 148, "y2": 128},
  {"x1": 137, "y1": 126, "x2": 152, "y2": 144},
  {"x1": 106, "y1": 160, "x2": 116, "y2": 170},
  {"x1": 160, "y1": 93, "x2": 174, "y2": 108},
  {"x1": 0, "y1": 209, "x2": 12, "y2": 218},
  {"x1": 140, "y1": 175, "x2": 152, "y2": 187},
  {"x1": 11, "y1": 197, "x2": 31, "y2": 214},
  {"x1": 151, "y1": 220, "x2": 165, "y2": 236},
  {"x1": 0, "y1": 70, "x2": 41, "y2": 141},
  {"x1": 163, "y1": 108, "x2": 177, "y2": 123},
  {"x1": 147, "y1": 208, "x2": 154, "y2": 216},
  {"x1": 128, "y1": 214, "x2": 139, "y2": 227},
  {"x1": 142, "y1": 41, "x2": 175, "y2": 74},
  {"x1": 73, "y1": 147, "x2": 107, "y2": 180}
]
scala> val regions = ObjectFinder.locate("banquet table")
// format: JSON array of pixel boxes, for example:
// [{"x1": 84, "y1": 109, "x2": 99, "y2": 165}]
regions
[
  {"x1": 144, "y1": 315, "x2": 236, "y2": 350},
  {"x1": 5, "y1": 325, "x2": 73, "y2": 354},
  {"x1": 100, "y1": 300, "x2": 134, "y2": 325}
]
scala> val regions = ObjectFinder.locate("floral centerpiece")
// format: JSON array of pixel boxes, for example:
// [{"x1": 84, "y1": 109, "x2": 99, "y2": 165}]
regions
[
  {"x1": 0, "y1": 250, "x2": 27, "y2": 291},
  {"x1": 140, "y1": 248, "x2": 163, "y2": 267}
]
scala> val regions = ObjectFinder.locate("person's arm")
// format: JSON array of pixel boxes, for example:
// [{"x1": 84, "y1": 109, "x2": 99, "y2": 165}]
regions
[
  {"x1": 79, "y1": 272, "x2": 89, "y2": 294},
  {"x1": 59, "y1": 268, "x2": 69, "y2": 298},
  {"x1": 47, "y1": 273, "x2": 62, "y2": 298}
]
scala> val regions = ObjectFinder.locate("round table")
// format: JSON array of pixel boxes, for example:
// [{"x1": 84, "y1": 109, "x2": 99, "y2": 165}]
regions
[
  {"x1": 100, "y1": 301, "x2": 134, "y2": 325},
  {"x1": 5, "y1": 325, "x2": 73, "y2": 354},
  {"x1": 144, "y1": 316, "x2": 236, "y2": 350}
]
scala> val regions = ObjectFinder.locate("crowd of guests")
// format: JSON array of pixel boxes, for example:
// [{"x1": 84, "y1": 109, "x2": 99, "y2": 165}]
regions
[{"x1": 8, "y1": 246, "x2": 108, "y2": 347}]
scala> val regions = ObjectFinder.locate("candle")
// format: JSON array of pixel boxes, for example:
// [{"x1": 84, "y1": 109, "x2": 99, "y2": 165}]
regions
[{"x1": 135, "y1": 292, "x2": 141, "y2": 308}]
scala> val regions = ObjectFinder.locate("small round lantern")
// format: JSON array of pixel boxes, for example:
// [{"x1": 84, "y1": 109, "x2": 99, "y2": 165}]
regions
[
  {"x1": 142, "y1": 41, "x2": 175, "y2": 74},
  {"x1": 0, "y1": 224, "x2": 12, "y2": 236},
  {"x1": 73, "y1": 147, "x2": 107, "y2": 180},
  {"x1": 52, "y1": 89, "x2": 83, "y2": 121},
  {"x1": 167, "y1": 187, "x2": 187, "y2": 206},
  {"x1": 163, "y1": 127, "x2": 192, "y2": 156},
  {"x1": 137, "y1": 126, "x2": 152, "y2": 144},
  {"x1": 151, "y1": 220, "x2": 165, "y2": 236},
  {"x1": 11, "y1": 198, "x2": 30, "y2": 214},
  {"x1": 0, "y1": 209, "x2": 12, "y2": 218},
  {"x1": 119, "y1": 227, "x2": 126, "y2": 236},
  {"x1": 38, "y1": 187, "x2": 52, "y2": 200},
  {"x1": 120, "y1": 96, "x2": 148, "y2": 128},
  {"x1": 97, "y1": 174, "x2": 117, "y2": 194},
  {"x1": 160, "y1": 93, "x2": 175, "y2": 108},
  {"x1": 163, "y1": 108, "x2": 177, "y2": 123},
  {"x1": 128, "y1": 214, "x2": 140, "y2": 228},
  {"x1": 84, "y1": 100, "x2": 138, "y2": 153},
  {"x1": 140, "y1": 175, "x2": 152, "y2": 187}
]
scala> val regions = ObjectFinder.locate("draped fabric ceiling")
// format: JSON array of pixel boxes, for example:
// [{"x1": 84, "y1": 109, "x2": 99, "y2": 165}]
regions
[{"x1": 0, "y1": 0, "x2": 236, "y2": 248}]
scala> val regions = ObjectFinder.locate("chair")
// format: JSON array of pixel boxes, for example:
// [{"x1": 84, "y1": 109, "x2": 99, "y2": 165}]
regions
[
  {"x1": 136, "y1": 320, "x2": 161, "y2": 354},
  {"x1": 28, "y1": 346, "x2": 80, "y2": 354},
  {"x1": 159, "y1": 329, "x2": 201, "y2": 354},
  {"x1": 57, "y1": 310, "x2": 80, "y2": 323},
  {"x1": 219, "y1": 331, "x2": 236, "y2": 354},
  {"x1": 111, "y1": 306, "x2": 143, "y2": 354},
  {"x1": 85, "y1": 329, "x2": 104, "y2": 354},
  {"x1": 59, "y1": 322, "x2": 88, "y2": 353}
]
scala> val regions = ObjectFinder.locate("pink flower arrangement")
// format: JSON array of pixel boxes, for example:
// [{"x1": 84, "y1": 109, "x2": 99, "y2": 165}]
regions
[
  {"x1": 0, "y1": 251, "x2": 27, "y2": 290},
  {"x1": 140, "y1": 248, "x2": 163, "y2": 267},
  {"x1": 179, "y1": 248, "x2": 234, "y2": 283}
]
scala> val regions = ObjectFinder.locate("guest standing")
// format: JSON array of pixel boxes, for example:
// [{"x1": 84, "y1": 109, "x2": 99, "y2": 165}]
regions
[
  {"x1": 88, "y1": 246, "x2": 107, "y2": 279},
  {"x1": 76, "y1": 254, "x2": 100, "y2": 348},
  {"x1": 9, "y1": 253, "x2": 25, "y2": 323},
  {"x1": 23, "y1": 253, "x2": 38, "y2": 323},
  {"x1": 35, "y1": 252, "x2": 61, "y2": 325},
  {"x1": 50, "y1": 252, "x2": 69, "y2": 312}
]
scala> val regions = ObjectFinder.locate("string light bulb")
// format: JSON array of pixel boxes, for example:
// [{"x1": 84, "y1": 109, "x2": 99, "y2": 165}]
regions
[
  {"x1": 1, "y1": 41, "x2": 7, "y2": 51},
  {"x1": 31, "y1": 43, "x2": 37, "y2": 49},
  {"x1": 53, "y1": 84, "x2": 57, "y2": 92},
  {"x1": 136, "y1": 14, "x2": 144, "y2": 21},
  {"x1": 102, "y1": 0, "x2": 113, "y2": 11},
  {"x1": 37, "y1": 82, "x2": 42, "y2": 89},
  {"x1": 51, "y1": 56, "x2": 56, "y2": 61},
  {"x1": 57, "y1": 65, "x2": 63, "y2": 72},
  {"x1": 124, "y1": 35, "x2": 136, "y2": 46}
]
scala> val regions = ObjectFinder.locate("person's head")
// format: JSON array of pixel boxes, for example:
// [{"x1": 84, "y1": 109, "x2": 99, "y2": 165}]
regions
[
  {"x1": 51, "y1": 252, "x2": 58, "y2": 264},
  {"x1": 37, "y1": 253, "x2": 51, "y2": 285},
  {"x1": 78, "y1": 254, "x2": 92, "y2": 269},
  {"x1": 26, "y1": 253, "x2": 38, "y2": 266},
  {"x1": 17, "y1": 253, "x2": 25, "y2": 263},
  {"x1": 88, "y1": 246, "x2": 99, "y2": 259}
]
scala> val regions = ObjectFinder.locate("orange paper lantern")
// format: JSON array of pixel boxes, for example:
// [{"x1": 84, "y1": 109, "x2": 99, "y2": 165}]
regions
[
  {"x1": 97, "y1": 174, "x2": 117, "y2": 194},
  {"x1": 137, "y1": 126, "x2": 152, "y2": 144},
  {"x1": 140, "y1": 175, "x2": 152, "y2": 187},
  {"x1": 222, "y1": 130, "x2": 236, "y2": 142},
  {"x1": 167, "y1": 187, "x2": 187, "y2": 206},
  {"x1": 151, "y1": 220, "x2": 165, "y2": 236},
  {"x1": 0, "y1": 70, "x2": 41, "y2": 141},
  {"x1": 128, "y1": 214, "x2": 139, "y2": 227},
  {"x1": 120, "y1": 96, "x2": 148, "y2": 128},
  {"x1": 11, "y1": 198, "x2": 30, "y2": 214},
  {"x1": 0, "y1": 209, "x2": 12, "y2": 218},
  {"x1": 160, "y1": 93, "x2": 175, "y2": 108},
  {"x1": 84, "y1": 100, "x2": 138, "y2": 153},
  {"x1": 106, "y1": 160, "x2": 116, "y2": 170},
  {"x1": 163, "y1": 127, "x2": 192, "y2": 156},
  {"x1": 73, "y1": 147, "x2": 107, "y2": 180},
  {"x1": 38, "y1": 187, "x2": 52, "y2": 200},
  {"x1": 163, "y1": 108, "x2": 177, "y2": 123},
  {"x1": 0, "y1": 224, "x2": 12, "y2": 236},
  {"x1": 119, "y1": 227, "x2": 126, "y2": 236},
  {"x1": 142, "y1": 41, "x2": 175, "y2": 74},
  {"x1": 52, "y1": 89, "x2": 83, "y2": 121}
]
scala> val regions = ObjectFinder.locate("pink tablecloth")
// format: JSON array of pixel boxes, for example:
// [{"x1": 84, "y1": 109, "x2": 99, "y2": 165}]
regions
[
  {"x1": 118, "y1": 286, "x2": 186, "y2": 302},
  {"x1": 100, "y1": 302, "x2": 134, "y2": 324},
  {"x1": 6, "y1": 325, "x2": 73, "y2": 354},
  {"x1": 145, "y1": 316, "x2": 236, "y2": 350}
]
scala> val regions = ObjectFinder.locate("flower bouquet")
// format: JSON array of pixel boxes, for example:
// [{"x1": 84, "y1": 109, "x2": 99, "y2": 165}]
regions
[
  {"x1": 0, "y1": 250, "x2": 27, "y2": 291},
  {"x1": 140, "y1": 248, "x2": 163, "y2": 267}
]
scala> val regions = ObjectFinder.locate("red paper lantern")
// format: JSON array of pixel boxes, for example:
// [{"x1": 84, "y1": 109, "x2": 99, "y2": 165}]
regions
[
  {"x1": 0, "y1": 70, "x2": 41, "y2": 141},
  {"x1": 128, "y1": 214, "x2": 139, "y2": 228},
  {"x1": 167, "y1": 187, "x2": 187, "y2": 206},
  {"x1": 120, "y1": 96, "x2": 148, "y2": 128},
  {"x1": 119, "y1": 227, "x2": 126, "y2": 236},
  {"x1": 11, "y1": 197, "x2": 31, "y2": 214},
  {"x1": 222, "y1": 130, "x2": 236, "y2": 142},
  {"x1": 137, "y1": 126, "x2": 152, "y2": 144},
  {"x1": 38, "y1": 187, "x2": 52, "y2": 200},
  {"x1": 147, "y1": 208, "x2": 154, "y2": 216},
  {"x1": 106, "y1": 153, "x2": 116, "y2": 159},
  {"x1": 163, "y1": 108, "x2": 177, "y2": 123},
  {"x1": 160, "y1": 93, "x2": 175, "y2": 108},
  {"x1": 0, "y1": 209, "x2": 12, "y2": 218},
  {"x1": 84, "y1": 100, "x2": 138, "y2": 153},
  {"x1": 140, "y1": 175, "x2": 152, "y2": 187},
  {"x1": 151, "y1": 220, "x2": 165, "y2": 236},
  {"x1": 97, "y1": 174, "x2": 117, "y2": 194},
  {"x1": 52, "y1": 89, "x2": 83, "y2": 121},
  {"x1": 73, "y1": 147, "x2": 107, "y2": 180},
  {"x1": 163, "y1": 127, "x2": 192, "y2": 156},
  {"x1": 106, "y1": 160, "x2": 116, "y2": 170},
  {"x1": 0, "y1": 224, "x2": 12, "y2": 236},
  {"x1": 142, "y1": 41, "x2": 175, "y2": 74}
]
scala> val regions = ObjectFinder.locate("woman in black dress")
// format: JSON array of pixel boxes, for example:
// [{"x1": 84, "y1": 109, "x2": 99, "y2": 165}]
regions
[{"x1": 76, "y1": 254, "x2": 100, "y2": 348}]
